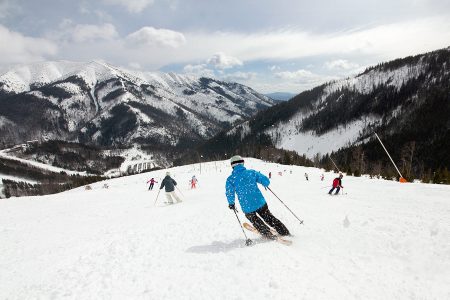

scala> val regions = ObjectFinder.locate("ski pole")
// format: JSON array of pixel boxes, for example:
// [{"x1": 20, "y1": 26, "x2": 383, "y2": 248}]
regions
[
  {"x1": 232, "y1": 209, "x2": 253, "y2": 246},
  {"x1": 154, "y1": 189, "x2": 161, "y2": 206},
  {"x1": 268, "y1": 187, "x2": 304, "y2": 225},
  {"x1": 175, "y1": 185, "x2": 185, "y2": 198}
]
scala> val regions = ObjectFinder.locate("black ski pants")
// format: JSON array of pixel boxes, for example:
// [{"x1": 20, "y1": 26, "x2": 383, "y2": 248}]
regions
[
  {"x1": 149, "y1": 183, "x2": 154, "y2": 190},
  {"x1": 328, "y1": 186, "x2": 340, "y2": 195},
  {"x1": 245, "y1": 204, "x2": 290, "y2": 238}
]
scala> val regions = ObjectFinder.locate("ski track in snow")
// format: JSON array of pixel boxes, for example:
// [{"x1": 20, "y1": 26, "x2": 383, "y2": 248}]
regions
[{"x1": 0, "y1": 159, "x2": 449, "y2": 299}]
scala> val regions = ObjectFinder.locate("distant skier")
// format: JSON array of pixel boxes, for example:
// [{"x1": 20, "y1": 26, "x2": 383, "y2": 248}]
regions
[
  {"x1": 305, "y1": 173, "x2": 309, "y2": 181},
  {"x1": 225, "y1": 155, "x2": 290, "y2": 239},
  {"x1": 328, "y1": 173, "x2": 344, "y2": 195},
  {"x1": 320, "y1": 174, "x2": 324, "y2": 181},
  {"x1": 160, "y1": 172, "x2": 182, "y2": 204},
  {"x1": 269, "y1": 172, "x2": 272, "y2": 179},
  {"x1": 147, "y1": 177, "x2": 158, "y2": 190},
  {"x1": 190, "y1": 175, "x2": 198, "y2": 189}
]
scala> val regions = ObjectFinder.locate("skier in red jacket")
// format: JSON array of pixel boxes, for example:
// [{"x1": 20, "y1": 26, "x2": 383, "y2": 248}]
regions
[
  {"x1": 328, "y1": 173, "x2": 343, "y2": 195},
  {"x1": 147, "y1": 178, "x2": 158, "y2": 190}
]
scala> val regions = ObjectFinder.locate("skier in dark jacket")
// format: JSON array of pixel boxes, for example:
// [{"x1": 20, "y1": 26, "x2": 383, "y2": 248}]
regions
[
  {"x1": 328, "y1": 173, "x2": 344, "y2": 195},
  {"x1": 160, "y1": 172, "x2": 182, "y2": 204},
  {"x1": 226, "y1": 155, "x2": 290, "y2": 239}
]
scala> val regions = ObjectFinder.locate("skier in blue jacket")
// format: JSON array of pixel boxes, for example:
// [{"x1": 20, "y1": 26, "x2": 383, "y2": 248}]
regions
[{"x1": 226, "y1": 155, "x2": 290, "y2": 239}]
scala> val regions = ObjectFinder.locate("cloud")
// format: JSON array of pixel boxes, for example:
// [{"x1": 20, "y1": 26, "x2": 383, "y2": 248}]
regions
[
  {"x1": 207, "y1": 52, "x2": 243, "y2": 69},
  {"x1": 274, "y1": 69, "x2": 316, "y2": 81},
  {"x1": 325, "y1": 59, "x2": 359, "y2": 70},
  {"x1": 128, "y1": 62, "x2": 142, "y2": 69},
  {"x1": 5, "y1": 15, "x2": 447, "y2": 94},
  {"x1": 0, "y1": 25, "x2": 57, "y2": 65},
  {"x1": 102, "y1": 0, "x2": 154, "y2": 13},
  {"x1": 223, "y1": 71, "x2": 256, "y2": 81},
  {"x1": 273, "y1": 69, "x2": 337, "y2": 89},
  {"x1": 50, "y1": 21, "x2": 118, "y2": 43},
  {"x1": 183, "y1": 16, "x2": 450, "y2": 66},
  {"x1": 183, "y1": 64, "x2": 214, "y2": 77},
  {"x1": 127, "y1": 27, "x2": 186, "y2": 48},
  {"x1": 71, "y1": 23, "x2": 118, "y2": 43},
  {"x1": 269, "y1": 65, "x2": 280, "y2": 71},
  {"x1": 0, "y1": 0, "x2": 20, "y2": 20},
  {"x1": 14, "y1": 15, "x2": 449, "y2": 74}
]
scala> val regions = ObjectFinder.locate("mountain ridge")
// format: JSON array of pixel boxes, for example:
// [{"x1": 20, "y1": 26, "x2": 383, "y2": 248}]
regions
[
  {"x1": 194, "y1": 47, "x2": 450, "y2": 181},
  {"x1": 0, "y1": 61, "x2": 274, "y2": 150}
]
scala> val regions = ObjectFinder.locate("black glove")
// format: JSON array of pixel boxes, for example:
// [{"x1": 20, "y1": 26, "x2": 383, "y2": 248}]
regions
[{"x1": 228, "y1": 204, "x2": 236, "y2": 210}]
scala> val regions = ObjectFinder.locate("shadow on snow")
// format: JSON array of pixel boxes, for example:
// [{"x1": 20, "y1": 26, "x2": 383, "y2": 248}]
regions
[{"x1": 186, "y1": 238, "x2": 268, "y2": 254}]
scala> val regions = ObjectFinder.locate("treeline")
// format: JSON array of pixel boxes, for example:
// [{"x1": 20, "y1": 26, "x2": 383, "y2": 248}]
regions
[
  {"x1": 319, "y1": 136, "x2": 450, "y2": 184},
  {"x1": 174, "y1": 130, "x2": 314, "y2": 168},
  {"x1": 0, "y1": 154, "x2": 107, "y2": 198},
  {"x1": 21, "y1": 140, "x2": 124, "y2": 174},
  {"x1": 0, "y1": 157, "x2": 68, "y2": 182},
  {"x1": 2, "y1": 175, "x2": 106, "y2": 198}
]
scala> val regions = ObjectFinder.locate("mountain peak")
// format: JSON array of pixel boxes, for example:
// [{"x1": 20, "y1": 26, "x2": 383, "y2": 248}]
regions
[{"x1": 0, "y1": 60, "x2": 273, "y2": 151}]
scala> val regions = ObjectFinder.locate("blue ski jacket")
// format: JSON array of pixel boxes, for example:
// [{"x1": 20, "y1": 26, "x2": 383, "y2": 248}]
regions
[{"x1": 225, "y1": 165, "x2": 270, "y2": 213}]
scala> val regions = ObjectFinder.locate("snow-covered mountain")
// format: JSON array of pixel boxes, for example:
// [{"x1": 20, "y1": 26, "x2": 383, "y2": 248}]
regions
[
  {"x1": 0, "y1": 61, "x2": 273, "y2": 148},
  {"x1": 1, "y1": 158, "x2": 449, "y2": 298},
  {"x1": 209, "y1": 47, "x2": 449, "y2": 176}
]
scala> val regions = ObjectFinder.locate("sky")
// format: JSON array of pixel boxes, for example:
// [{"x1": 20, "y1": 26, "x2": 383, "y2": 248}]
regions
[{"x1": 0, "y1": 0, "x2": 449, "y2": 93}]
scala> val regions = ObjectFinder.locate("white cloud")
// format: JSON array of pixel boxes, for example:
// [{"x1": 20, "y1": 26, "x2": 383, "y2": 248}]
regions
[
  {"x1": 8, "y1": 15, "x2": 447, "y2": 94},
  {"x1": 71, "y1": 23, "x2": 118, "y2": 43},
  {"x1": 183, "y1": 64, "x2": 214, "y2": 77},
  {"x1": 207, "y1": 52, "x2": 243, "y2": 69},
  {"x1": 325, "y1": 59, "x2": 359, "y2": 70},
  {"x1": 127, "y1": 27, "x2": 186, "y2": 48},
  {"x1": 0, "y1": 25, "x2": 57, "y2": 65},
  {"x1": 102, "y1": 0, "x2": 154, "y2": 13},
  {"x1": 273, "y1": 69, "x2": 337, "y2": 91},
  {"x1": 183, "y1": 16, "x2": 450, "y2": 66},
  {"x1": 26, "y1": 16, "x2": 450, "y2": 74},
  {"x1": 0, "y1": 0, "x2": 20, "y2": 20},
  {"x1": 275, "y1": 69, "x2": 316, "y2": 80},
  {"x1": 50, "y1": 21, "x2": 118, "y2": 43},
  {"x1": 269, "y1": 65, "x2": 280, "y2": 71},
  {"x1": 223, "y1": 71, "x2": 256, "y2": 81},
  {"x1": 128, "y1": 62, "x2": 142, "y2": 69}
]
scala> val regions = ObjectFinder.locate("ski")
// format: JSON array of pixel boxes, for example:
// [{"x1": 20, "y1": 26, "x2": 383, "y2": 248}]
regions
[
  {"x1": 243, "y1": 222, "x2": 292, "y2": 246},
  {"x1": 158, "y1": 201, "x2": 182, "y2": 207}
]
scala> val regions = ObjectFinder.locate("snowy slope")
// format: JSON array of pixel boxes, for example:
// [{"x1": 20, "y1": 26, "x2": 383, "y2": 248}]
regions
[
  {"x1": 1, "y1": 158, "x2": 449, "y2": 299},
  {"x1": 0, "y1": 61, "x2": 85, "y2": 93},
  {"x1": 266, "y1": 116, "x2": 377, "y2": 157}
]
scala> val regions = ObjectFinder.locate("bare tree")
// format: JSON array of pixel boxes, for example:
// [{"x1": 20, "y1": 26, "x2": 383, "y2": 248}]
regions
[{"x1": 401, "y1": 141, "x2": 416, "y2": 179}]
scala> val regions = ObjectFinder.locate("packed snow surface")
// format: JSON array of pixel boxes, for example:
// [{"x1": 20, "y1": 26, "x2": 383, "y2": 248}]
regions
[
  {"x1": 270, "y1": 117, "x2": 376, "y2": 158},
  {"x1": 1, "y1": 159, "x2": 449, "y2": 299}
]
